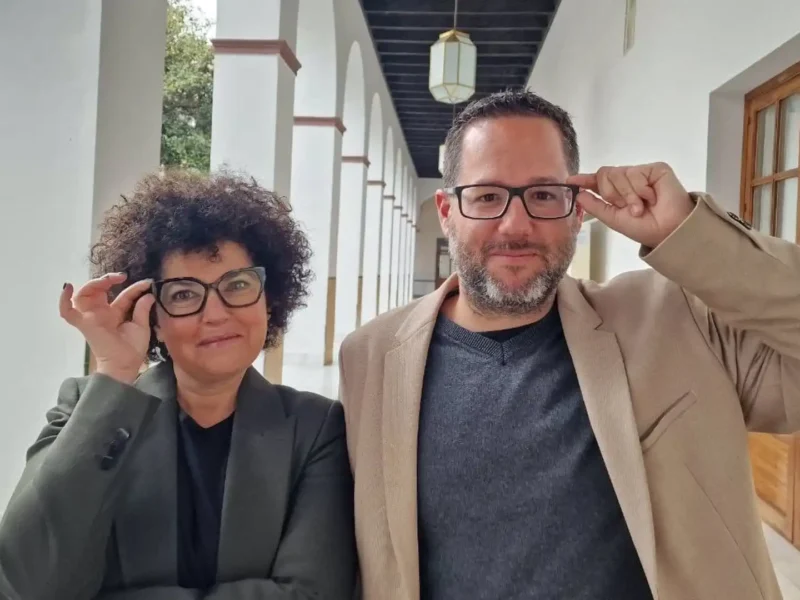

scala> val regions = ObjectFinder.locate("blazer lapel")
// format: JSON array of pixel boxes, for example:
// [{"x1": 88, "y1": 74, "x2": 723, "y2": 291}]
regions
[
  {"x1": 382, "y1": 277, "x2": 456, "y2": 600},
  {"x1": 557, "y1": 277, "x2": 659, "y2": 599},
  {"x1": 115, "y1": 362, "x2": 180, "y2": 586},
  {"x1": 216, "y1": 368, "x2": 296, "y2": 581}
]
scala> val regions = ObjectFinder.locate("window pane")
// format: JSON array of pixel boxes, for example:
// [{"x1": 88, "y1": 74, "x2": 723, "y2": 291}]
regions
[
  {"x1": 776, "y1": 177, "x2": 798, "y2": 243},
  {"x1": 756, "y1": 105, "x2": 777, "y2": 177},
  {"x1": 778, "y1": 94, "x2": 800, "y2": 172},
  {"x1": 753, "y1": 184, "x2": 773, "y2": 234}
]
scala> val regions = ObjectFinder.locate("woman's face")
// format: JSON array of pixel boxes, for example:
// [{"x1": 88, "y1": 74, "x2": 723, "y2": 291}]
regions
[{"x1": 154, "y1": 241, "x2": 268, "y2": 382}]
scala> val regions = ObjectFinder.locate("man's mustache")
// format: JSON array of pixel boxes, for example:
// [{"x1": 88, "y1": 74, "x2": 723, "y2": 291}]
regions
[{"x1": 482, "y1": 240, "x2": 548, "y2": 254}]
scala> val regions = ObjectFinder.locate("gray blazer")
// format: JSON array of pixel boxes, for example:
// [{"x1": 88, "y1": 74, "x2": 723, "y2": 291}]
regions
[{"x1": 0, "y1": 362, "x2": 357, "y2": 600}]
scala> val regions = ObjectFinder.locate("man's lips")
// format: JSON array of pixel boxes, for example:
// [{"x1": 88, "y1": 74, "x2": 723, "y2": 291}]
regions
[
  {"x1": 490, "y1": 250, "x2": 537, "y2": 256},
  {"x1": 198, "y1": 333, "x2": 241, "y2": 347},
  {"x1": 489, "y1": 249, "x2": 539, "y2": 258}
]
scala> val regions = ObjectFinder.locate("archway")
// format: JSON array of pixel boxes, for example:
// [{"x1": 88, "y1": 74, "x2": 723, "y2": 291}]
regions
[
  {"x1": 283, "y1": 0, "x2": 341, "y2": 368},
  {"x1": 378, "y1": 127, "x2": 395, "y2": 314},
  {"x1": 360, "y1": 93, "x2": 384, "y2": 325},
  {"x1": 333, "y1": 41, "x2": 368, "y2": 347},
  {"x1": 385, "y1": 149, "x2": 404, "y2": 311}
]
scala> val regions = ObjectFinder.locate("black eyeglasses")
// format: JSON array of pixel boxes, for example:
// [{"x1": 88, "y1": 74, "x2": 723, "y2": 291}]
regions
[
  {"x1": 152, "y1": 266, "x2": 267, "y2": 317},
  {"x1": 444, "y1": 183, "x2": 579, "y2": 220}
]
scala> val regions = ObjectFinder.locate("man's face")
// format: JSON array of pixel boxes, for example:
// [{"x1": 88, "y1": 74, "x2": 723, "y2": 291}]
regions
[{"x1": 436, "y1": 116, "x2": 583, "y2": 316}]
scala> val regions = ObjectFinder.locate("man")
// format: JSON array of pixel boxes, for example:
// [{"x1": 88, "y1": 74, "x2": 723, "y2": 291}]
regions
[{"x1": 338, "y1": 89, "x2": 800, "y2": 599}]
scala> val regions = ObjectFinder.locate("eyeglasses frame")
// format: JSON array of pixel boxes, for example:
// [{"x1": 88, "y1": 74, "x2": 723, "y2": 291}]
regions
[
  {"x1": 151, "y1": 266, "x2": 267, "y2": 318},
  {"x1": 443, "y1": 183, "x2": 580, "y2": 220}
]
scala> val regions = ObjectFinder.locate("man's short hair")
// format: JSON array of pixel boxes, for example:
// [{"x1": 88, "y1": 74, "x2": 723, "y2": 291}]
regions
[{"x1": 442, "y1": 89, "x2": 580, "y2": 186}]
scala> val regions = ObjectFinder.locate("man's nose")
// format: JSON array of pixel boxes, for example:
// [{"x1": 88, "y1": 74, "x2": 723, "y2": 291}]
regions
[{"x1": 497, "y1": 194, "x2": 532, "y2": 233}]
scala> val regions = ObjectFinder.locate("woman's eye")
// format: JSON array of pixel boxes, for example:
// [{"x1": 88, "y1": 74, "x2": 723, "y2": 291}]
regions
[
  {"x1": 225, "y1": 279, "x2": 251, "y2": 291},
  {"x1": 171, "y1": 289, "x2": 197, "y2": 302}
]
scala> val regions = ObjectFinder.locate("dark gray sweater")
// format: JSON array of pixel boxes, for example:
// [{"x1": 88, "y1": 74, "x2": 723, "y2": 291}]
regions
[{"x1": 416, "y1": 305, "x2": 653, "y2": 599}]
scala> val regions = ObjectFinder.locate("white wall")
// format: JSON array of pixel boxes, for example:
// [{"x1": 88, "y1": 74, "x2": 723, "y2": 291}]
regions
[
  {"x1": 413, "y1": 198, "x2": 441, "y2": 295},
  {"x1": 527, "y1": 0, "x2": 800, "y2": 280},
  {"x1": 418, "y1": 177, "x2": 442, "y2": 203},
  {"x1": 0, "y1": 0, "x2": 166, "y2": 510}
]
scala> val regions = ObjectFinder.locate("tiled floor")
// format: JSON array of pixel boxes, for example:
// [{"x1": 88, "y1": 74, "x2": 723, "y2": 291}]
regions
[
  {"x1": 283, "y1": 360, "x2": 800, "y2": 596},
  {"x1": 765, "y1": 524, "x2": 800, "y2": 598}
]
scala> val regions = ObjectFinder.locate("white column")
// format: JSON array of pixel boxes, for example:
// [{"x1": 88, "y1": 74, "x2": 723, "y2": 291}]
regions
[
  {"x1": 211, "y1": 0, "x2": 300, "y2": 382},
  {"x1": 389, "y1": 166, "x2": 406, "y2": 310},
  {"x1": 400, "y1": 182, "x2": 414, "y2": 304},
  {"x1": 411, "y1": 222, "x2": 419, "y2": 300},
  {"x1": 361, "y1": 181, "x2": 385, "y2": 324},
  {"x1": 378, "y1": 192, "x2": 395, "y2": 314},
  {"x1": 396, "y1": 178, "x2": 409, "y2": 308},
  {"x1": 0, "y1": 0, "x2": 166, "y2": 508},
  {"x1": 334, "y1": 156, "x2": 369, "y2": 346},
  {"x1": 283, "y1": 118, "x2": 343, "y2": 365},
  {"x1": 408, "y1": 195, "x2": 418, "y2": 302},
  {"x1": 402, "y1": 216, "x2": 411, "y2": 304},
  {"x1": 389, "y1": 204, "x2": 403, "y2": 309}
]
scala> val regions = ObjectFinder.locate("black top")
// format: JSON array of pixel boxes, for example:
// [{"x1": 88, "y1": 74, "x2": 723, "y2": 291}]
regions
[
  {"x1": 478, "y1": 321, "x2": 537, "y2": 343},
  {"x1": 176, "y1": 411, "x2": 234, "y2": 590}
]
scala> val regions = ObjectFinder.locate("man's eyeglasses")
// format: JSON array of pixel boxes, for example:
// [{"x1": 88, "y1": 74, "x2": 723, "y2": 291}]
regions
[
  {"x1": 152, "y1": 266, "x2": 266, "y2": 317},
  {"x1": 444, "y1": 184, "x2": 579, "y2": 220}
]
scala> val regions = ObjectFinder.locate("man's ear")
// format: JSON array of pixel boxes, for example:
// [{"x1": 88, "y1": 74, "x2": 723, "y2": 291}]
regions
[
  {"x1": 435, "y1": 189, "x2": 452, "y2": 233},
  {"x1": 573, "y1": 203, "x2": 585, "y2": 233}
]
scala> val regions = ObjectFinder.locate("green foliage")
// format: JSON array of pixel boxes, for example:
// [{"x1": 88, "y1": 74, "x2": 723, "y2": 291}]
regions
[{"x1": 161, "y1": 0, "x2": 214, "y2": 172}]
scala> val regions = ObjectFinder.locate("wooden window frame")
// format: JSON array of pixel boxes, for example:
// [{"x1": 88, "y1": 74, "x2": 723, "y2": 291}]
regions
[
  {"x1": 740, "y1": 59, "x2": 800, "y2": 243},
  {"x1": 742, "y1": 59, "x2": 800, "y2": 549}
]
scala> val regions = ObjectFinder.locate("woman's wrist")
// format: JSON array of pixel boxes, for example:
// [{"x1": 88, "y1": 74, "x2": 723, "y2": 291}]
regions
[{"x1": 94, "y1": 363, "x2": 140, "y2": 386}]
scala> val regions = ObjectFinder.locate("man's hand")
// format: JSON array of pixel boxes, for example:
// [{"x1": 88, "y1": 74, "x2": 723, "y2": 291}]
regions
[{"x1": 567, "y1": 162, "x2": 695, "y2": 249}]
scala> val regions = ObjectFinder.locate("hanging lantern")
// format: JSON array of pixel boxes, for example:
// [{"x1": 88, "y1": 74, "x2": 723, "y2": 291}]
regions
[
  {"x1": 438, "y1": 144, "x2": 446, "y2": 174},
  {"x1": 429, "y1": 29, "x2": 477, "y2": 104}
]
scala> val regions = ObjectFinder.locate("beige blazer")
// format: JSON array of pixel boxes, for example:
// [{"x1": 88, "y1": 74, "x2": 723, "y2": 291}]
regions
[{"x1": 339, "y1": 193, "x2": 800, "y2": 600}]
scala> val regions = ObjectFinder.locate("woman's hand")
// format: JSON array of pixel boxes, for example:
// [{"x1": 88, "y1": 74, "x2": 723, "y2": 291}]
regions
[{"x1": 60, "y1": 273, "x2": 156, "y2": 384}]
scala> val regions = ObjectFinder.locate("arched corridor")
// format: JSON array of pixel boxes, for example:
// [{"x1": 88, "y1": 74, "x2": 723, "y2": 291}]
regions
[{"x1": 1, "y1": 1, "x2": 800, "y2": 593}]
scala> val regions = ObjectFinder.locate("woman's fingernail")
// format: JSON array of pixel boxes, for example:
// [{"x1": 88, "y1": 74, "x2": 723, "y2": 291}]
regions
[{"x1": 62, "y1": 282, "x2": 68, "y2": 290}]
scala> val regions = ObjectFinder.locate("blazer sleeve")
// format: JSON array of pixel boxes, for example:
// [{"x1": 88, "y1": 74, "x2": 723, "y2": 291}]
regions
[
  {"x1": 337, "y1": 343, "x2": 358, "y2": 473},
  {"x1": 95, "y1": 400, "x2": 357, "y2": 600},
  {"x1": 642, "y1": 192, "x2": 800, "y2": 434},
  {"x1": 0, "y1": 374, "x2": 162, "y2": 600}
]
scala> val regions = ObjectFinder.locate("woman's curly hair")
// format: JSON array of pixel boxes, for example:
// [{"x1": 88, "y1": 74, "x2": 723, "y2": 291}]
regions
[{"x1": 90, "y1": 169, "x2": 313, "y2": 362}]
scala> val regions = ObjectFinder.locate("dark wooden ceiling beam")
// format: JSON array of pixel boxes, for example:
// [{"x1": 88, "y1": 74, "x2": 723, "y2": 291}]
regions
[
  {"x1": 397, "y1": 109, "x2": 480, "y2": 116},
  {"x1": 382, "y1": 59, "x2": 530, "y2": 68},
  {"x1": 386, "y1": 73, "x2": 526, "y2": 82},
  {"x1": 369, "y1": 25, "x2": 547, "y2": 32},
  {"x1": 360, "y1": 0, "x2": 562, "y2": 179},
  {"x1": 372, "y1": 29, "x2": 544, "y2": 44},
  {"x1": 387, "y1": 73, "x2": 523, "y2": 81},
  {"x1": 379, "y1": 50, "x2": 537, "y2": 57},
  {"x1": 377, "y1": 40, "x2": 540, "y2": 51},
  {"x1": 365, "y1": 14, "x2": 550, "y2": 28},
  {"x1": 361, "y1": 0, "x2": 557, "y2": 12}
]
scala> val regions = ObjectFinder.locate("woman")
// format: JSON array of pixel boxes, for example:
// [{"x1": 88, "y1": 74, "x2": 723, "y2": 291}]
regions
[{"x1": 0, "y1": 171, "x2": 356, "y2": 600}]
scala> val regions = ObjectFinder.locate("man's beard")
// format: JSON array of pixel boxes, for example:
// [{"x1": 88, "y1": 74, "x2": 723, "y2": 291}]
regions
[{"x1": 447, "y1": 227, "x2": 576, "y2": 316}]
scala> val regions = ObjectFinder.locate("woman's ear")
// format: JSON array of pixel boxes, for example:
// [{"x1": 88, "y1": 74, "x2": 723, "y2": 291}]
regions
[{"x1": 151, "y1": 305, "x2": 163, "y2": 342}]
